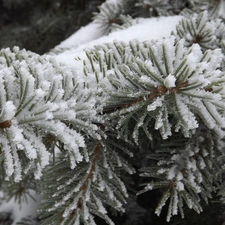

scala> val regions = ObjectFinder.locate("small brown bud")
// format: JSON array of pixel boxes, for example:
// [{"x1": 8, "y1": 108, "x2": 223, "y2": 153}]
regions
[
  {"x1": 205, "y1": 87, "x2": 213, "y2": 92},
  {"x1": 0, "y1": 120, "x2": 12, "y2": 129}
]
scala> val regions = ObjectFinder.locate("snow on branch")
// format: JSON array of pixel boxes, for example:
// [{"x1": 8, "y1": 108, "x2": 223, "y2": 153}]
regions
[
  {"x1": 173, "y1": 11, "x2": 225, "y2": 50},
  {"x1": 138, "y1": 130, "x2": 222, "y2": 221},
  {"x1": 84, "y1": 37, "x2": 225, "y2": 141},
  {"x1": 39, "y1": 133, "x2": 134, "y2": 225},
  {"x1": 0, "y1": 47, "x2": 100, "y2": 181}
]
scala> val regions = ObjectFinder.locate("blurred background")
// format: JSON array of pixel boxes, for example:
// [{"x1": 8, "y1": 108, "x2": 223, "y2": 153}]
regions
[{"x1": 0, "y1": 0, "x2": 105, "y2": 54}]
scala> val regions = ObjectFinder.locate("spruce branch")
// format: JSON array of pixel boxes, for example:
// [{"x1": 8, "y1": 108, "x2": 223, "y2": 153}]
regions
[
  {"x1": 138, "y1": 129, "x2": 223, "y2": 221},
  {"x1": 135, "y1": 0, "x2": 173, "y2": 17},
  {"x1": 1, "y1": 1, "x2": 225, "y2": 224},
  {"x1": 186, "y1": 0, "x2": 224, "y2": 18},
  {"x1": 0, "y1": 47, "x2": 100, "y2": 181},
  {"x1": 1, "y1": 173, "x2": 37, "y2": 204},
  {"x1": 93, "y1": 1, "x2": 126, "y2": 34},
  {"x1": 16, "y1": 216, "x2": 40, "y2": 225},
  {"x1": 173, "y1": 11, "x2": 225, "y2": 50},
  {"x1": 110, "y1": 15, "x2": 140, "y2": 32},
  {"x1": 39, "y1": 132, "x2": 134, "y2": 225},
  {"x1": 80, "y1": 32, "x2": 225, "y2": 222},
  {"x1": 89, "y1": 38, "x2": 225, "y2": 141}
]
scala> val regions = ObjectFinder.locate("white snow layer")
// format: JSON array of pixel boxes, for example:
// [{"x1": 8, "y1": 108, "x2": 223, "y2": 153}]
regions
[
  {"x1": 56, "y1": 23, "x2": 104, "y2": 50},
  {"x1": 54, "y1": 16, "x2": 183, "y2": 68}
]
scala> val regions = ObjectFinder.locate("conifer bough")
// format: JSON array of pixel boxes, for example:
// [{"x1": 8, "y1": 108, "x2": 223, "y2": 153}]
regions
[{"x1": 1, "y1": 0, "x2": 225, "y2": 224}]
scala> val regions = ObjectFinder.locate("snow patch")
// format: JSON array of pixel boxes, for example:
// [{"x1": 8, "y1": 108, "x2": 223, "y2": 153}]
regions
[
  {"x1": 164, "y1": 74, "x2": 176, "y2": 88},
  {"x1": 54, "y1": 16, "x2": 183, "y2": 69}
]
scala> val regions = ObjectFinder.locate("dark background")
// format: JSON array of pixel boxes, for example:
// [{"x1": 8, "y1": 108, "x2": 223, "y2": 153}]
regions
[{"x1": 0, "y1": 0, "x2": 104, "y2": 54}]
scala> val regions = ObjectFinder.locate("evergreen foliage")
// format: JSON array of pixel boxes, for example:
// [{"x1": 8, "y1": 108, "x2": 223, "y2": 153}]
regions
[
  {"x1": 172, "y1": 11, "x2": 225, "y2": 50},
  {"x1": 1, "y1": 0, "x2": 225, "y2": 225},
  {"x1": 0, "y1": 47, "x2": 100, "y2": 181}
]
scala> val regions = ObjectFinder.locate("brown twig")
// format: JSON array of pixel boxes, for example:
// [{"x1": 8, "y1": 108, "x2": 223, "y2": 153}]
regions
[
  {"x1": 74, "y1": 141, "x2": 102, "y2": 213},
  {"x1": 105, "y1": 80, "x2": 189, "y2": 114}
]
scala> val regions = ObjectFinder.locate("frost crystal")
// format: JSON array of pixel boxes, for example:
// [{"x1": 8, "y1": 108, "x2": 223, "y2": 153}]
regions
[
  {"x1": 0, "y1": 48, "x2": 99, "y2": 181},
  {"x1": 164, "y1": 74, "x2": 176, "y2": 88}
]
